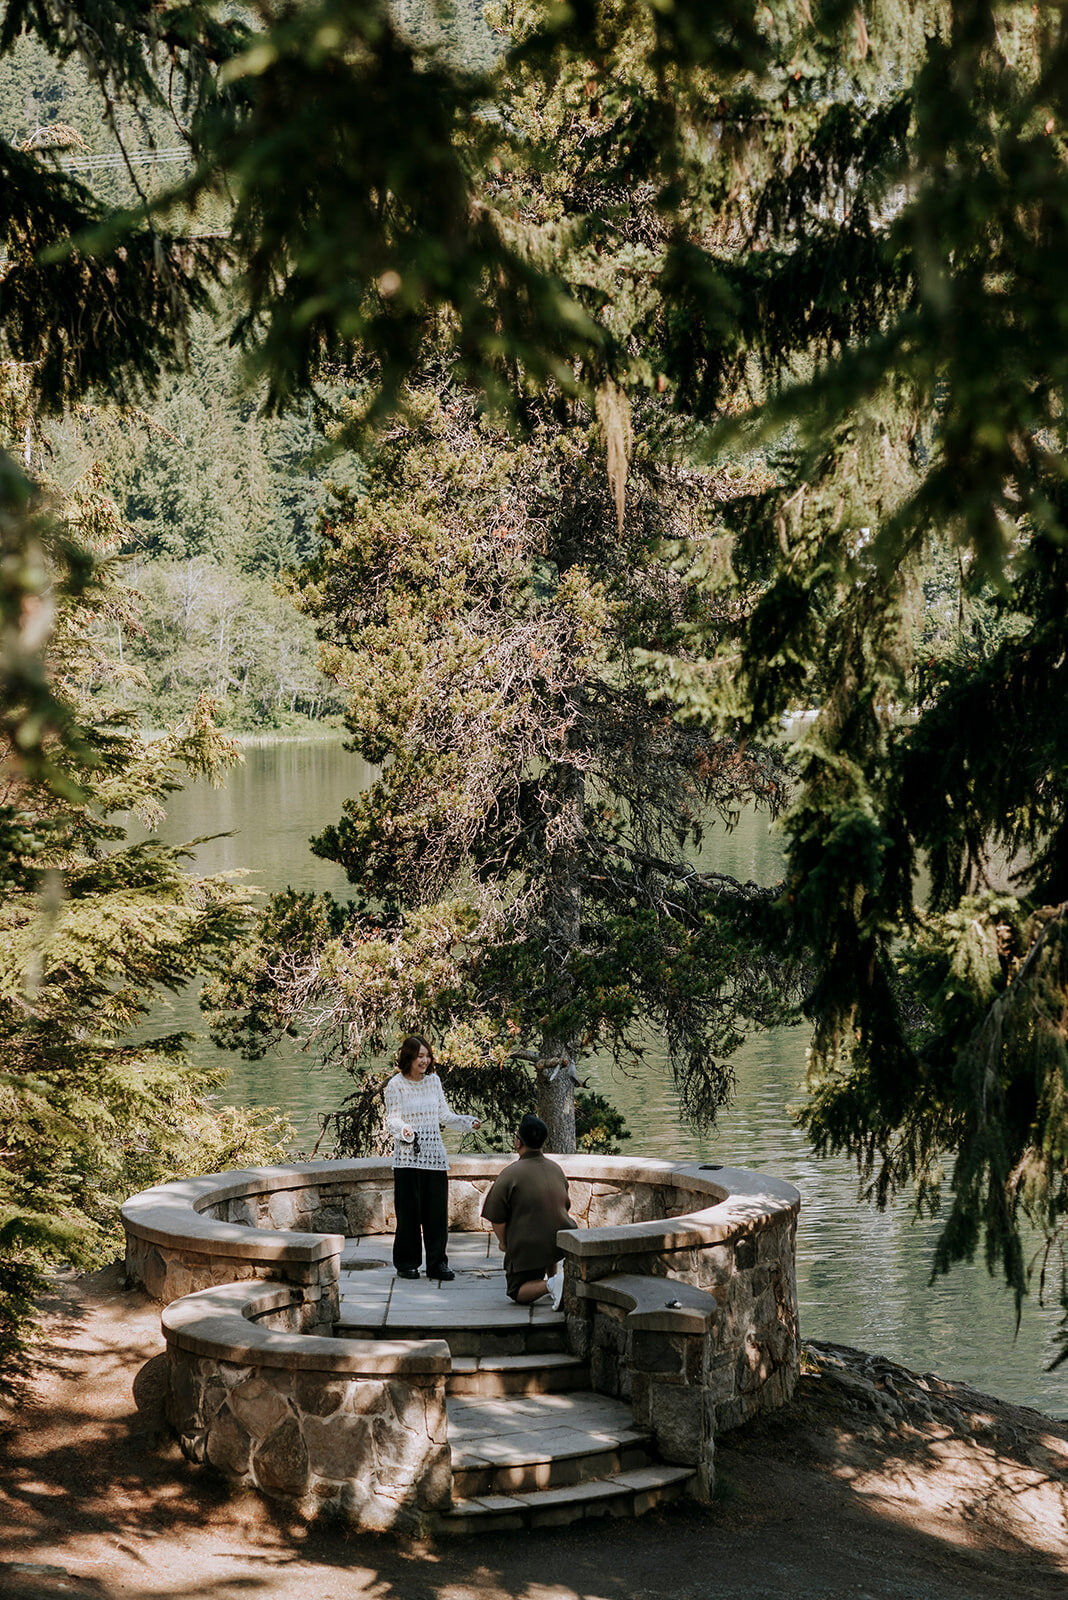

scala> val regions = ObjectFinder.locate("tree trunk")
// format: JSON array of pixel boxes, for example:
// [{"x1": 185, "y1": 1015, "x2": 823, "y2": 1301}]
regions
[
  {"x1": 536, "y1": 1036, "x2": 577, "y2": 1153},
  {"x1": 537, "y1": 756, "x2": 583, "y2": 1153}
]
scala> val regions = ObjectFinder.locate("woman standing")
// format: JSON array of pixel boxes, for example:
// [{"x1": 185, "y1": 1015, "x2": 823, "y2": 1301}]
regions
[{"x1": 383, "y1": 1035, "x2": 480, "y2": 1281}]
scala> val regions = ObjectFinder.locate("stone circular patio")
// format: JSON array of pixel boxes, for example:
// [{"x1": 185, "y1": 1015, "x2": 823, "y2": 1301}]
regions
[{"x1": 122, "y1": 1155, "x2": 801, "y2": 1532}]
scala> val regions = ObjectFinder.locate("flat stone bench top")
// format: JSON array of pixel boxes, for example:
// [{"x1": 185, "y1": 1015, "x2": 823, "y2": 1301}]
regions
[
  {"x1": 557, "y1": 1162, "x2": 800, "y2": 1259},
  {"x1": 122, "y1": 1168, "x2": 344, "y2": 1262},
  {"x1": 123, "y1": 1158, "x2": 800, "y2": 1267},
  {"x1": 162, "y1": 1278, "x2": 451, "y2": 1372},
  {"x1": 576, "y1": 1272, "x2": 718, "y2": 1333},
  {"x1": 337, "y1": 1232, "x2": 564, "y2": 1335}
]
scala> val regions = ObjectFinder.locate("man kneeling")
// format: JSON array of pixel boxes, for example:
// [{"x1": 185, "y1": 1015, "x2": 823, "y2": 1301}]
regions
[{"x1": 481, "y1": 1114, "x2": 576, "y2": 1307}]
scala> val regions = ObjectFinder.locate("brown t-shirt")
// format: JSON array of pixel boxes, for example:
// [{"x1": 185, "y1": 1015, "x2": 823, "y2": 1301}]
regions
[{"x1": 481, "y1": 1151, "x2": 575, "y2": 1281}]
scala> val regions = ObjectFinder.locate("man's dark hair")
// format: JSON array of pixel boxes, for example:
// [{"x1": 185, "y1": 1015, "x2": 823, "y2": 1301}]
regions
[{"x1": 517, "y1": 1113, "x2": 548, "y2": 1149}]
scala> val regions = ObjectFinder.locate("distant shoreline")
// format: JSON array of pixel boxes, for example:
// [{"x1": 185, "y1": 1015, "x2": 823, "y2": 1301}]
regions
[
  {"x1": 229, "y1": 724, "x2": 346, "y2": 747},
  {"x1": 137, "y1": 721, "x2": 346, "y2": 747}
]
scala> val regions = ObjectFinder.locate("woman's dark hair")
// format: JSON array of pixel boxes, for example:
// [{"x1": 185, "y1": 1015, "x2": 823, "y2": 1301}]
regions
[{"x1": 397, "y1": 1035, "x2": 435, "y2": 1076}]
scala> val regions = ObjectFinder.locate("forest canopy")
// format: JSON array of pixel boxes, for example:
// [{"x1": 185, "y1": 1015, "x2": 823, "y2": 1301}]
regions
[{"x1": 1, "y1": 0, "x2": 1067, "y2": 1366}]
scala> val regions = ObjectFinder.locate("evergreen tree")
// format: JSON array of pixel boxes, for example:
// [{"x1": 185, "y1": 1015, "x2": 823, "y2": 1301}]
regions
[
  {"x1": 7, "y1": 0, "x2": 1067, "y2": 1351},
  {"x1": 0, "y1": 442, "x2": 290, "y2": 1393},
  {"x1": 0, "y1": 5, "x2": 291, "y2": 1387},
  {"x1": 197, "y1": 0, "x2": 1068, "y2": 1350},
  {"x1": 206, "y1": 391, "x2": 798, "y2": 1148},
  {"x1": 633, "y1": 2, "x2": 1068, "y2": 1351}
]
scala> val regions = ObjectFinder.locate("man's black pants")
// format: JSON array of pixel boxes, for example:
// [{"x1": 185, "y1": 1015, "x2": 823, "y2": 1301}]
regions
[{"x1": 392, "y1": 1167, "x2": 449, "y2": 1277}]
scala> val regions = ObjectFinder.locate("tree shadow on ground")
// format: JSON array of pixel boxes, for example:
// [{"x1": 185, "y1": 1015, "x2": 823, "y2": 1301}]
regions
[{"x1": 1, "y1": 1276, "x2": 1065, "y2": 1600}]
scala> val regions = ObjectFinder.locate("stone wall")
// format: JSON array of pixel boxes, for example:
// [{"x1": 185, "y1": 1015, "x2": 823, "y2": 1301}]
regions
[
  {"x1": 558, "y1": 1165, "x2": 801, "y2": 1436},
  {"x1": 563, "y1": 1275, "x2": 720, "y2": 1498},
  {"x1": 124, "y1": 1154, "x2": 801, "y2": 1531},
  {"x1": 211, "y1": 1172, "x2": 398, "y2": 1240},
  {"x1": 121, "y1": 1166, "x2": 351, "y2": 1311},
  {"x1": 664, "y1": 1208, "x2": 800, "y2": 1430},
  {"x1": 121, "y1": 1158, "x2": 734, "y2": 1311},
  {"x1": 123, "y1": 1230, "x2": 340, "y2": 1329},
  {"x1": 202, "y1": 1166, "x2": 699, "y2": 1239},
  {"x1": 163, "y1": 1281, "x2": 451, "y2": 1532},
  {"x1": 123, "y1": 1160, "x2": 798, "y2": 1438}
]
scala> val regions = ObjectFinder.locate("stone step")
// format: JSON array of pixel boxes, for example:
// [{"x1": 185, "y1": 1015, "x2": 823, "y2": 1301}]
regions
[
  {"x1": 434, "y1": 1463, "x2": 696, "y2": 1534},
  {"x1": 338, "y1": 1316, "x2": 568, "y2": 1359},
  {"x1": 447, "y1": 1351, "x2": 590, "y2": 1397},
  {"x1": 447, "y1": 1390, "x2": 652, "y2": 1497}
]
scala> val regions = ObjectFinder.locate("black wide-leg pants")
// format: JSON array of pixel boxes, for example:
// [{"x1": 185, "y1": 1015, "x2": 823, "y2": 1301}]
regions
[{"x1": 392, "y1": 1167, "x2": 449, "y2": 1276}]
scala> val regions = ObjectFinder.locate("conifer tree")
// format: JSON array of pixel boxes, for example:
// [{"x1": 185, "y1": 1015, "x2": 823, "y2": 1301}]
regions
[
  {"x1": 0, "y1": 444, "x2": 293, "y2": 1391},
  {"x1": 0, "y1": 5, "x2": 289, "y2": 1387},
  {"x1": 199, "y1": 0, "x2": 1068, "y2": 1348},
  {"x1": 635, "y1": 1, "x2": 1068, "y2": 1350},
  {"x1": 206, "y1": 391, "x2": 798, "y2": 1149},
  {"x1": 8, "y1": 0, "x2": 1068, "y2": 1351}
]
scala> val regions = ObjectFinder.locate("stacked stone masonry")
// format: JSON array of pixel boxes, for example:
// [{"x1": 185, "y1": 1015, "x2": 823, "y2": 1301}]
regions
[
  {"x1": 162, "y1": 1280, "x2": 451, "y2": 1532},
  {"x1": 562, "y1": 1204, "x2": 801, "y2": 1438},
  {"x1": 122, "y1": 1156, "x2": 800, "y2": 1531}
]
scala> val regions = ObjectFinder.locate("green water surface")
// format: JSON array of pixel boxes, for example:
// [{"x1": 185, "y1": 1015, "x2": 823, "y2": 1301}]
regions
[{"x1": 137, "y1": 736, "x2": 1066, "y2": 1418}]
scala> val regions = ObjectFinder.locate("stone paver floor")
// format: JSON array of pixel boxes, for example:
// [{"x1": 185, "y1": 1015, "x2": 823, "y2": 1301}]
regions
[
  {"x1": 336, "y1": 1230, "x2": 639, "y2": 1467},
  {"x1": 337, "y1": 1229, "x2": 563, "y2": 1334}
]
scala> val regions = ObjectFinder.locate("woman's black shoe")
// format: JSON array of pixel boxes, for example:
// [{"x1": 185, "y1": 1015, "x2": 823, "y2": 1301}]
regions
[
  {"x1": 396, "y1": 1268, "x2": 420, "y2": 1280},
  {"x1": 428, "y1": 1268, "x2": 455, "y2": 1282}
]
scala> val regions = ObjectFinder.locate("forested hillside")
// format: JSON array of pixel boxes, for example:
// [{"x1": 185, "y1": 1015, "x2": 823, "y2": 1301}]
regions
[
  {"x1": 0, "y1": 33, "x2": 353, "y2": 731},
  {"x1": 44, "y1": 322, "x2": 356, "y2": 730}
]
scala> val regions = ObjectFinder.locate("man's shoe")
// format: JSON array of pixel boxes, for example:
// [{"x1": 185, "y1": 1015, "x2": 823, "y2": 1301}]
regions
[
  {"x1": 396, "y1": 1268, "x2": 420, "y2": 1280},
  {"x1": 428, "y1": 1268, "x2": 455, "y2": 1282},
  {"x1": 547, "y1": 1268, "x2": 565, "y2": 1310}
]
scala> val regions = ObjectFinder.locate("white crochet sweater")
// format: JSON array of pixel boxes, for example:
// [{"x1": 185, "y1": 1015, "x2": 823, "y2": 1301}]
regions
[{"x1": 383, "y1": 1071, "x2": 476, "y2": 1171}]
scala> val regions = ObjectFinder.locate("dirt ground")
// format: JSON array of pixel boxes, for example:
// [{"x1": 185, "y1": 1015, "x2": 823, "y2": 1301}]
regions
[{"x1": 1, "y1": 1264, "x2": 1066, "y2": 1600}]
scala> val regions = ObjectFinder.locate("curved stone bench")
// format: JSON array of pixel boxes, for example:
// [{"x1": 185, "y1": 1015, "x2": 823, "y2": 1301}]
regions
[
  {"x1": 162, "y1": 1278, "x2": 451, "y2": 1531},
  {"x1": 120, "y1": 1153, "x2": 700, "y2": 1303},
  {"x1": 551, "y1": 1161, "x2": 801, "y2": 1442},
  {"x1": 124, "y1": 1153, "x2": 800, "y2": 1530},
  {"x1": 121, "y1": 1165, "x2": 351, "y2": 1326}
]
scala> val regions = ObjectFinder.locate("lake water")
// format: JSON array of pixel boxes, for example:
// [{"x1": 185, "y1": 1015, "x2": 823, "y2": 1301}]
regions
[{"x1": 142, "y1": 736, "x2": 1066, "y2": 1417}]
